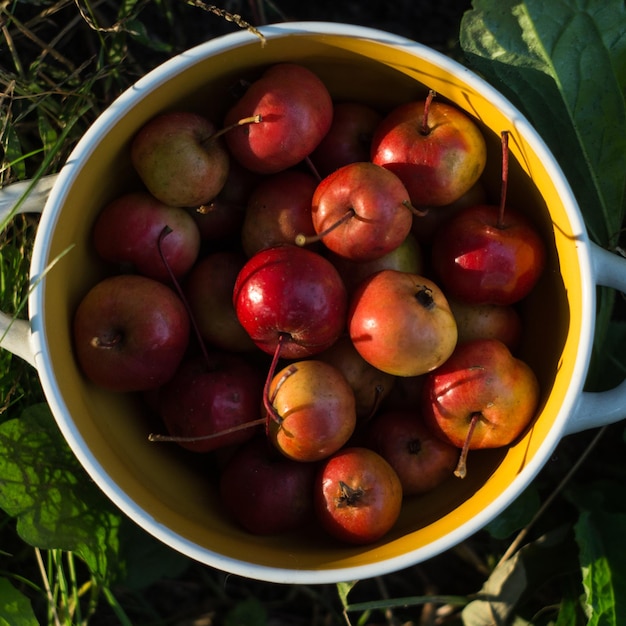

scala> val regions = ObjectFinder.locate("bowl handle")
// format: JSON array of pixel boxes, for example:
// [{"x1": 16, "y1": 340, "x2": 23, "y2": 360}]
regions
[
  {"x1": 0, "y1": 175, "x2": 57, "y2": 368},
  {"x1": 564, "y1": 242, "x2": 626, "y2": 435}
]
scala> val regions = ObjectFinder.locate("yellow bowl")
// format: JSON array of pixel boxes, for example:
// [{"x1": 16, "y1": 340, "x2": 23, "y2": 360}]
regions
[{"x1": 10, "y1": 22, "x2": 626, "y2": 583}]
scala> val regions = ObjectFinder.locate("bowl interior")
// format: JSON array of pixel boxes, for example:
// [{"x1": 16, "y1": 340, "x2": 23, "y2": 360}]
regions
[{"x1": 36, "y1": 27, "x2": 587, "y2": 579}]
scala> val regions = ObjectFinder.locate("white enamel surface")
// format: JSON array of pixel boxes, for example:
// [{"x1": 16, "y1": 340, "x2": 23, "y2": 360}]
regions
[{"x1": 16, "y1": 22, "x2": 625, "y2": 584}]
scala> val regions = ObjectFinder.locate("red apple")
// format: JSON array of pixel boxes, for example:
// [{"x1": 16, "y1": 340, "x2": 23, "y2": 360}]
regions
[
  {"x1": 232, "y1": 244, "x2": 348, "y2": 360},
  {"x1": 267, "y1": 360, "x2": 356, "y2": 462},
  {"x1": 218, "y1": 436, "x2": 317, "y2": 535},
  {"x1": 302, "y1": 161, "x2": 420, "y2": 262},
  {"x1": 156, "y1": 351, "x2": 264, "y2": 453},
  {"x1": 183, "y1": 250, "x2": 256, "y2": 352},
  {"x1": 309, "y1": 101, "x2": 383, "y2": 178},
  {"x1": 92, "y1": 191, "x2": 201, "y2": 282},
  {"x1": 223, "y1": 63, "x2": 333, "y2": 174},
  {"x1": 421, "y1": 338, "x2": 541, "y2": 478},
  {"x1": 130, "y1": 111, "x2": 230, "y2": 207},
  {"x1": 371, "y1": 92, "x2": 487, "y2": 207},
  {"x1": 348, "y1": 269, "x2": 457, "y2": 377},
  {"x1": 314, "y1": 447, "x2": 403, "y2": 544},
  {"x1": 241, "y1": 169, "x2": 318, "y2": 257},
  {"x1": 73, "y1": 274, "x2": 190, "y2": 392},
  {"x1": 430, "y1": 203, "x2": 546, "y2": 306},
  {"x1": 366, "y1": 409, "x2": 457, "y2": 495}
]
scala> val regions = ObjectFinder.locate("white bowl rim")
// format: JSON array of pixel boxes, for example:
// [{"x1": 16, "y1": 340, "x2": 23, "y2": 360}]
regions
[{"x1": 28, "y1": 21, "x2": 595, "y2": 584}]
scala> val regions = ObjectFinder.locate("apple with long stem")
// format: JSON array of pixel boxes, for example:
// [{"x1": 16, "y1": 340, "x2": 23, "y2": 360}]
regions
[
  {"x1": 421, "y1": 338, "x2": 541, "y2": 479},
  {"x1": 348, "y1": 269, "x2": 457, "y2": 377},
  {"x1": 267, "y1": 359, "x2": 357, "y2": 462},
  {"x1": 92, "y1": 191, "x2": 201, "y2": 282},
  {"x1": 430, "y1": 130, "x2": 547, "y2": 306},
  {"x1": 297, "y1": 161, "x2": 426, "y2": 262},
  {"x1": 73, "y1": 274, "x2": 190, "y2": 392},
  {"x1": 371, "y1": 90, "x2": 487, "y2": 207},
  {"x1": 223, "y1": 63, "x2": 333, "y2": 174},
  {"x1": 154, "y1": 351, "x2": 265, "y2": 453},
  {"x1": 233, "y1": 244, "x2": 348, "y2": 432}
]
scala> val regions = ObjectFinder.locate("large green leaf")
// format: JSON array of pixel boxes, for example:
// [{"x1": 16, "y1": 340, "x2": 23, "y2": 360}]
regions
[
  {"x1": 460, "y1": 0, "x2": 626, "y2": 248},
  {"x1": 0, "y1": 578, "x2": 38, "y2": 626},
  {"x1": 0, "y1": 404, "x2": 122, "y2": 582},
  {"x1": 0, "y1": 403, "x2": 189, "y2": 587}
]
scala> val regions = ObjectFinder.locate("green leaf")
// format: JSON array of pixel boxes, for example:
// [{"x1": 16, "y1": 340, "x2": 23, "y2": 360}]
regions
[
  {"x1": 0, "y1": 578, "x2": 38, "y2": 626},
  {"x1": 573, "y1": 508, "x2": 626, "y2": 625},
  {"x1": 336, "y1": 580, "x2": 359, "y2": 608},
  {"x1": 0, "y1": 403, "x2": 122, "y2": 582},
  {"x1": 460, "y1": 0, "x2": 626, "y2": 248}
]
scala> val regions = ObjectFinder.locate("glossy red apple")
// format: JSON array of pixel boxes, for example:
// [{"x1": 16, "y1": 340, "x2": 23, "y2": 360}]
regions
[
  {"x1": 309, "y1": 101, "x2": 383, "y2": 178},
  {"x1": 130, "y1": 110, "x2": 230, "y2": 207},
  {"x1": 431, "y1": 203, "x2": 547, "y2": 306},
  {"x1": 223, "y1": 63, "x2": 333, "y2": 174},
  {"x1": 218, "y1": 436, "x2": 317, "y2": 535},
  {"x1": 183, "y1": 250, "x2": 256, "y2": 352},
  {"x1": 314, "y1": 447, "x2": 403, "y2": 545},
  {"x1": 92, "y1": 191, "x2": 201, "y2": 282},
  {"x1": 371, "y1": 91, "x2": 487, "y2": 207},
  {"x1": 73, "y1": 274, "x2": 190, "y2": 392},
  {"x1": 241, "y1": 169, "x2": 318, "y2": 257},
  {"x1": 267, "y1": 360, "x2": 356, "y2": 462},
  {"x1": 156, "y1": 351, "x2": 264, "y2": 453},
  {"x1": 421, "y1": 338, "x2": 541, "y2": 478},
  {"x1": 301, "y1": 161, "x2": 421, "y2": 262},
  {"x1": 366, "y1": 409, "x2": 457, "y2": 495},
  {"x1": 348, "y1": 270, "x2": 457, "y2": 377},
  {"x1": 232, "y1": 244, "x2": 348, "y2": 360}
]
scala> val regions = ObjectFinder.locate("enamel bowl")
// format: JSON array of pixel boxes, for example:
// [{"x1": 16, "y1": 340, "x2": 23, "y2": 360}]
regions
[{"x1": 2, "y1": 22, "x2": 626, "y2": 584}]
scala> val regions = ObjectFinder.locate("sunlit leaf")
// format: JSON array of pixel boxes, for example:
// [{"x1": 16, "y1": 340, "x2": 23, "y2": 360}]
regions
[
  {"x1": 460, "y1": 0, "x2": 626, "y2": 248},
  {"x1": 0, "y1": 578, "x2": 38, "y2": 626},
  {"x1": 0, "y1": 403, "x2": 122, "y2": 582}
]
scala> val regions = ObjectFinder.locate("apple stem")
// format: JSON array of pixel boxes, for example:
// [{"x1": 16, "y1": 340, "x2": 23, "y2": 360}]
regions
[
  {"x1": 304, "y1": 155, "x2": 323, "y2": 182},
  {"x1": 498, "y1": 130, "x2": 510, "y2": 229},
  {"x1": 363, "y1": 384, "x2": 386, "y2": 423},
  {"x1": 147, "y1": 417, "x2": 266, "y2": 443},
  {"x1": 262, "y1": 332, "x2": 290, "y2": 431},
  {"x1": 454, "y1": 411, "x2": 481, "y2": 479},
  {"x1": 205, "y1": 114, "x2": 262, "y2": 144},
  {"x1": 421, "y1": 89, "x2": 436, "y2": 136},
  {"x1": 295, "y1": 208, "x2": 355, "y2": 247},
  {"x1": 90, "y1": 334, "x2": 122, "y2": 349},
  {"x1": 157, "y1": 225, "x2": 212, "y2": 369},
  {"x1": 402, "y1": 199, "x2": 429, "y2": 218}
]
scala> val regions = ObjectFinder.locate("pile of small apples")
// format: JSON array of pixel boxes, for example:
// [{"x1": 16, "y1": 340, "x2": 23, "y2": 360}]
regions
[{"x1": 73, "y1": 62, "x2": 547, "y2": 545}]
